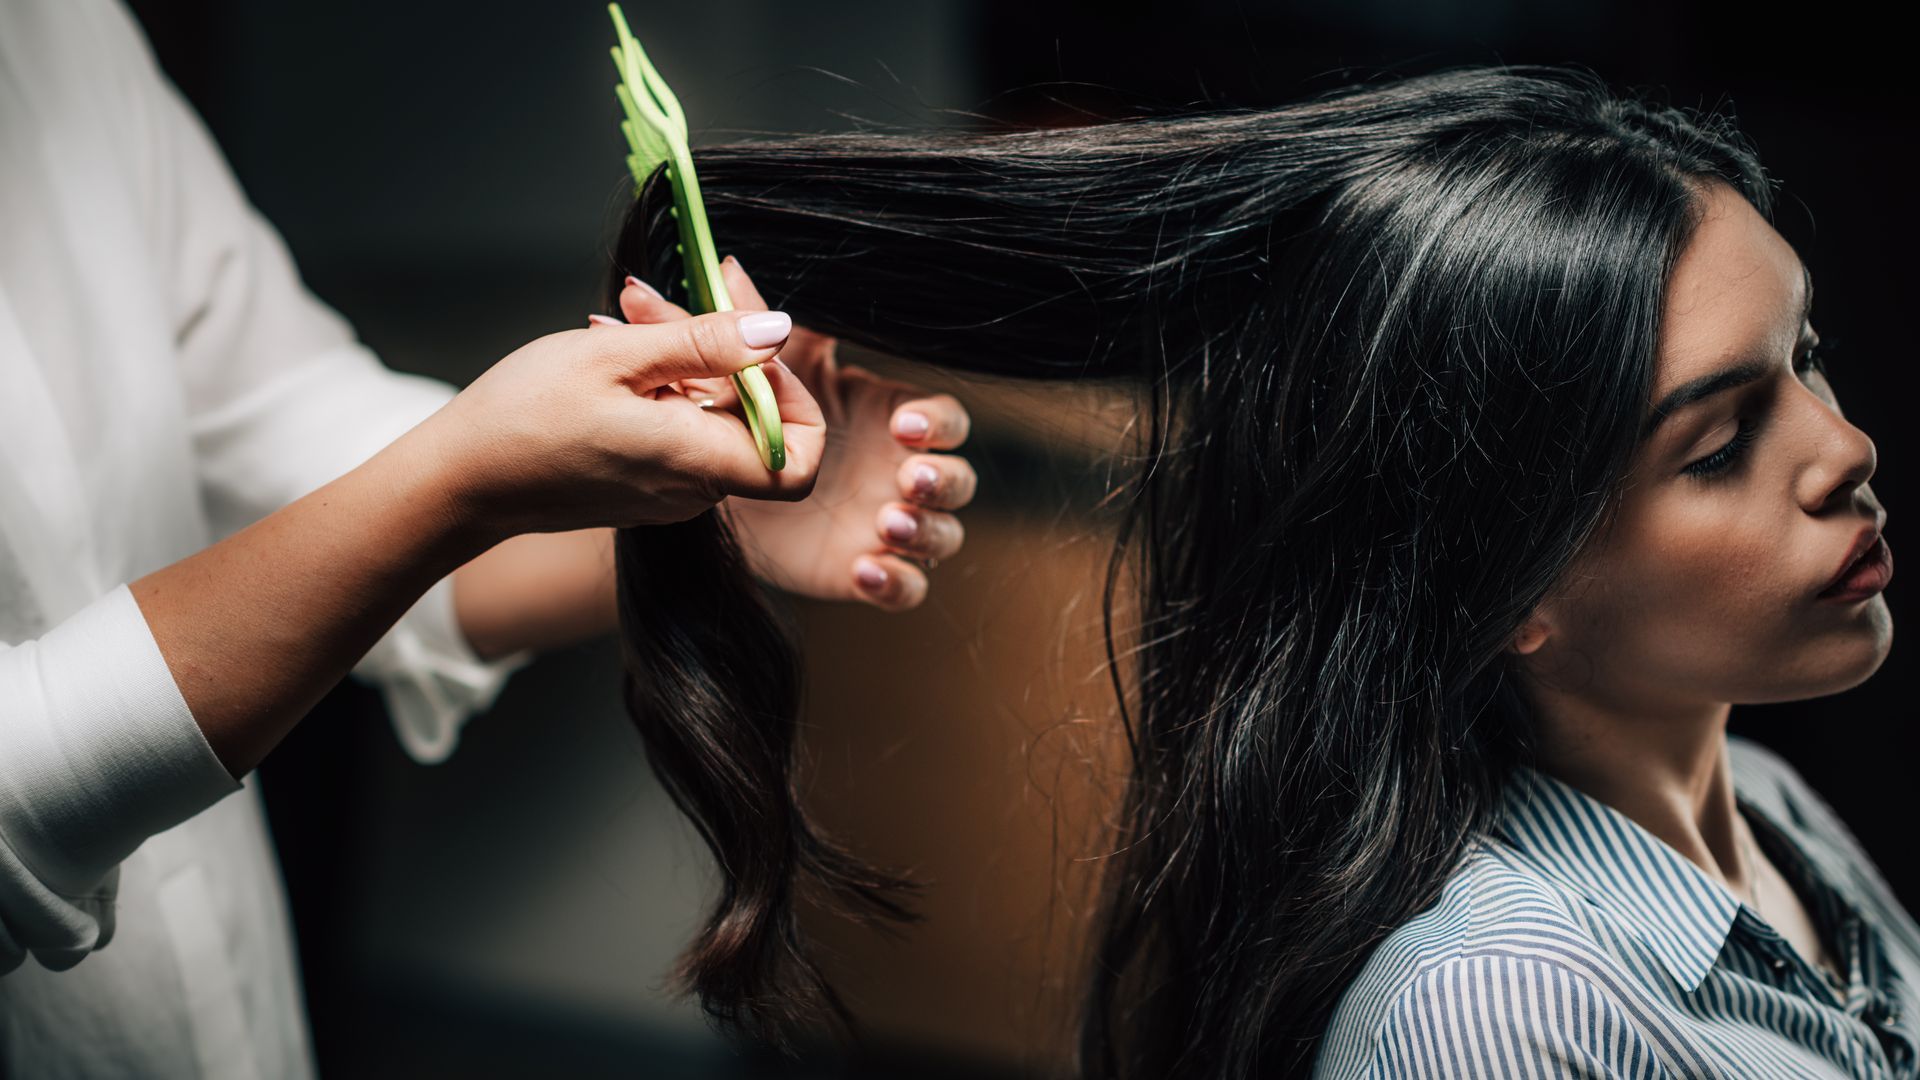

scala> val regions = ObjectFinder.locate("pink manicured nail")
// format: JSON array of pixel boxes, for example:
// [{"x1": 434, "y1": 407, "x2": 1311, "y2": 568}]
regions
[
  {"x1": 725, "y1": 254, "x2": 745, "y2": 276},
  {"x1": 894, "y1": 411, "x2": 931, "y2": 439},
  {"x1": 738, "y1": 310, "x2": 792, "y2": 348},
  {"x1": 912, "y1": 465, "x2": 939, "y2": 497},
  {"x1": 855, "y1": 560, "x2": 888, "y2": 590},
  {"x1": 624, "y1": 275, "x2": 664, "y2": 302},
  {"x1": 881, "y1": 508, "x2": 918, "y2": 542},
  {"x1": 588, "y1": 313, "x2": 622, "y2": 327}
]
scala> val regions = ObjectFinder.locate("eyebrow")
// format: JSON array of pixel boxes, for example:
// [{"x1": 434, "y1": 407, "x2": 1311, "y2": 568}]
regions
[{"x1": 1640, "y1": 263, "x2": 1815, "y2": 442}]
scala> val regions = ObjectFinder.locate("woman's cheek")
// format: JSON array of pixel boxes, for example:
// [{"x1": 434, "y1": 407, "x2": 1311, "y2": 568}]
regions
[{"x1": 1596, "y1": 496, "x2": 1771, "y2": 635}]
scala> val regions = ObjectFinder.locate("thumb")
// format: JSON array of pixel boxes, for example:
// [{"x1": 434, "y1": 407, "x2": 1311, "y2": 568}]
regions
[{"x1": 595, "y1": 309, "x2": 792, "y2": 389}]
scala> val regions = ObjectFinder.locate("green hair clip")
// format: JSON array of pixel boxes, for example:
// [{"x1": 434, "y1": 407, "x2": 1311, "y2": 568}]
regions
[{"x1": 608, "y1": 3, "x2": 785, "y2": 472}]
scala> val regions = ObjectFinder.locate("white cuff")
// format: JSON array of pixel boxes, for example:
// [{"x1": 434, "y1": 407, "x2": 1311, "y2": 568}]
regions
[
  {"x1": 350, "y1": 574, "x2": 532, "y2": 765},
  {"x1": 0, "y1": 585, "x2": 241, "y2": 935}
]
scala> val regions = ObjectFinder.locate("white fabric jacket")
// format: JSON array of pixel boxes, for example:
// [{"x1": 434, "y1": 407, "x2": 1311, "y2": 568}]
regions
[{"x1": 1, "y1": 0, "x2": 530, "y2": 1074}]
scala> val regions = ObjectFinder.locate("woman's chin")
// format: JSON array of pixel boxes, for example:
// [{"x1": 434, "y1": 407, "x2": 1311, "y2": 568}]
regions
[
  {"x1": 1813, "y1": 599, "x2": 1894, "y2": 693},
  {"x1": 1746, "y1": 606, "x2": 1893, "y2": 703}
]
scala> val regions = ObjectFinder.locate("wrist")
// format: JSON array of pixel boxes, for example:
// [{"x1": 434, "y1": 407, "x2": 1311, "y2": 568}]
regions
[{"x1": 369, "y1": 421, "x2": 508, "y2": 572}]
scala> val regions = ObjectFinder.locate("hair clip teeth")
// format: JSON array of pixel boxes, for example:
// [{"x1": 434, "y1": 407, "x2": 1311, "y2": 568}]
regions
[{"x1": 608, "y1": 2, "x2": 785, "y2": 472}]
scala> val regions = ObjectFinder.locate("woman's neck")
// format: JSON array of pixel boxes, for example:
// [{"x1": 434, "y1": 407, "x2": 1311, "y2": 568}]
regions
[{"x1": 1528, "y1": 690, "x2": 1748, "y2": 893}]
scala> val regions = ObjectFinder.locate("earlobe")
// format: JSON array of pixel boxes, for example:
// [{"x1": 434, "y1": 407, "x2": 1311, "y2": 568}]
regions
[{"x1": 1509, "y1": 616, "x2": 1551, "y2": 656}]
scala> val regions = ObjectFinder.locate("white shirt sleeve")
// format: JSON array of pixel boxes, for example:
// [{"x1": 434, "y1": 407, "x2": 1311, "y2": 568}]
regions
[
  {"x1": 122, "y1": 0, "x2": 532, "y2": 759},
  {"x1": 2, "y1": 0, "x2": 536, "y2": 974},
  {"x1": 0, "y1": 587, "x2": 243, "y2": 973}
]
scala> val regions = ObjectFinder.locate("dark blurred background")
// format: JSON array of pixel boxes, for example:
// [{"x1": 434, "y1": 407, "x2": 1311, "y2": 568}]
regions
[{"x1": 120, "y1": 1, "x2": 1913, "y2": 1076}]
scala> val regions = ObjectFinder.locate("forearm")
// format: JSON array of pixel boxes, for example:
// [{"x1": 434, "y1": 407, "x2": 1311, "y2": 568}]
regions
[
  {"x1": 448, "y1": 494, "x2": 797, "y2": 660},
  {"x1": 450, "y1": 527, "x2": 619, "y2": 661},
  {"x1": 130, "y1": 425, "x2": 490, "y2": 777}
]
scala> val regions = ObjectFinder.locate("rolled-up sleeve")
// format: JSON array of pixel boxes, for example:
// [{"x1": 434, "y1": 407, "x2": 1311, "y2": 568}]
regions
[{"x1": 0, "y1": 587, "x2": 243, "y2": 973}]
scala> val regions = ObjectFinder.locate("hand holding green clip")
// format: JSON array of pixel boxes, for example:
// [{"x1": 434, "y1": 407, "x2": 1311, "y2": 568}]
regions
[{"x1": 608, "y1": 3, "x2": 786, "y2": 472}]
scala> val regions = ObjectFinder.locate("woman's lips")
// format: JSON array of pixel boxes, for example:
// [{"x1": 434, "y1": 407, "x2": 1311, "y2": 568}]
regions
[{"x1": 1817, "y1": 534, "x2": 1893, "y2": 602}]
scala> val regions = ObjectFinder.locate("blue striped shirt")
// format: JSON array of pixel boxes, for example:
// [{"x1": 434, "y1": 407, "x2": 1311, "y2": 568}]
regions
[{"x1": 1315, "y1": 737, "x2": 1920, "y2": 1078}]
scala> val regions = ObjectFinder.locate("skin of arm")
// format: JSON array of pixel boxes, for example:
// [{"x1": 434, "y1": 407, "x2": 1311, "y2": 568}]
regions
[
  {"x1": 131, "y1": 423, "x2": 499, "y2": 779},
  {"x1": 129, "y1": 299, "x2": 823, "y2": 780},
  {"x1": 135, "y1": 257, "x2": 975, "y2": 778},
  {"x1": 452, "y1": 528, "x2": 619, "y2": 662}
]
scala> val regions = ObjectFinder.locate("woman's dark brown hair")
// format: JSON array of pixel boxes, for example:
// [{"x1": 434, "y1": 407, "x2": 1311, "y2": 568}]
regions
[{"x1": 605, "y1": 63, "x2": 1773, "y2": 1076}]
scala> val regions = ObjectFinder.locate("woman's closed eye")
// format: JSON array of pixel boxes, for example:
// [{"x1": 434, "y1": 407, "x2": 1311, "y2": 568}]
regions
[{"x1": 1680, "y1": 338, "x2": 1836, "y2": 482}]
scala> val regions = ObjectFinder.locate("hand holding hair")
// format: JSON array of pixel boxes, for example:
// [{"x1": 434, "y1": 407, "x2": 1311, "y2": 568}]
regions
[
  {"x1": 127, "y1": 308, "x2": 822, "y2": 778},
  {"x1": 419, "y1": 304, "x2": 826, "y2": 543},
  {"x1": 598, "y1": 253, "x2": 977, "y2": 612}
]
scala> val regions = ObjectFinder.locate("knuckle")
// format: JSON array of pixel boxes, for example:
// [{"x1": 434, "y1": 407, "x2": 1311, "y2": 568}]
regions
[
  {"x1": 872, "y1": 574, "x2": 911, "y2": 610},
  {"x1": 894, "y1": 574, "x2": 929, "y2": 610},
  {"x1": 938, "y1": 396, "x2": 972, "y2": 442},
  {"x1": 905, "y1": 520, "x2": 938, "y2": 555},
  {"x1": 949, "y1": 460, "x2": 979, "y2": 506},
  {"x1": 914, "y1": 516, "x2": 954, "y2": 560},
  {"x1": 684, "y1": 316, "x2": 731, "y2": 370}
]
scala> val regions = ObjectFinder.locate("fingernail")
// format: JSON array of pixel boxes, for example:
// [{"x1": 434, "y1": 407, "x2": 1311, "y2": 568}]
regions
[
  {"x1": 738, "y1": 310, "x2": 791, "y2": 348},
  {"x1": 855, "y1": 559, "x2": 889, "y2": 591},
  {"x1": 588, "y1": 313, "x2": 622, "y2": 327},
  {"x1": 624, "y1": 275, "x2": 664, "y2": 302},
  {"x1": 725, "y1": 254, "x2": 745, "y2": 275},
  {"x1": 912, "y1": 464, "x2": 939, "y2": 497},
  {"x1": 894, "y1": 411, "x2": 931, "y2": 439},
  {"x1": 881, "y1": 508, "x2": 919, "y2": 542}
]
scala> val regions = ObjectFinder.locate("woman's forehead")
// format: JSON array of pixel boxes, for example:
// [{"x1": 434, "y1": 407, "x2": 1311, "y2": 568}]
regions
[{"x1": 1654, "y1": 184, "x2": 1809, "y2": 402}]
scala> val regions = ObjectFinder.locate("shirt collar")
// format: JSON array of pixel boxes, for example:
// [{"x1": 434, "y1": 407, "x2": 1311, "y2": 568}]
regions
[
  {"x1": 1724, "y1": 745, "x2": 1868, "y2": 914},
  {"x1": 1494, "y1": 765, "x2": 1742, "y2": 992}
]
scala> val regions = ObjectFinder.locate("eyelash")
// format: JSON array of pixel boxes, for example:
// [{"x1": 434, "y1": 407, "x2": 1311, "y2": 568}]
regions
[{"x1": 1680, "y1": 339, "x2": 1837, "y2": 481}]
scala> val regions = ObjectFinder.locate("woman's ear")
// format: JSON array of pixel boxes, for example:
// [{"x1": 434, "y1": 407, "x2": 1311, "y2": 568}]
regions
[{"x1": 1509, "y1": 611, "x2": 1553, "y2": 656}]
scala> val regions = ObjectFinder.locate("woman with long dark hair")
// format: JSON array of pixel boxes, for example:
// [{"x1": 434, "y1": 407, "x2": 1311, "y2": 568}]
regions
[{"x1": 604, "y1": 63, "x2": 1910, "y2": 1077}]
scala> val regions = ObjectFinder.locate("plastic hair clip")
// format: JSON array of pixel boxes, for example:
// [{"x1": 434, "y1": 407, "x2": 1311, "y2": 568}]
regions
[{"x1": 608, "y1": 3, "x2": 785, "y2": 472}]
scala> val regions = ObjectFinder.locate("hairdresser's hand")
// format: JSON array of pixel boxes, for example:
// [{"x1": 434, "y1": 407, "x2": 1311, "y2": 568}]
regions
[
  {"x1": 418, "y1": 310, "x2": 825, "y2": 542},
  {"x1": 607, "y1": 257, "x2": 976, "y2": 612}
]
